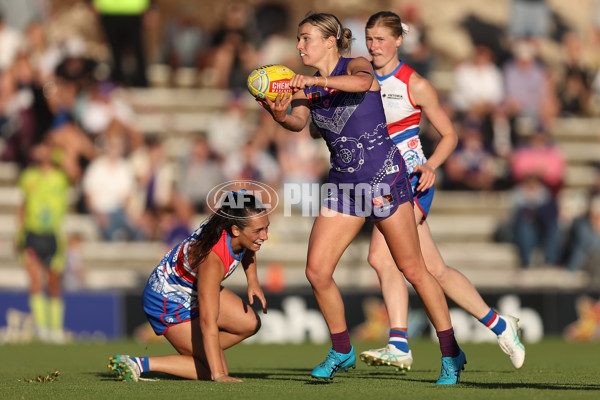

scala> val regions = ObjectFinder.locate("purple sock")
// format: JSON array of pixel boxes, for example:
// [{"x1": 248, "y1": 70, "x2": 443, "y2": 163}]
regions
[
  {"x1": 436, "y1": 328, "x2": 460, "y2": 358},
  {"x1": 331, "y1": 329, "x2": 352, "y2": 354}
]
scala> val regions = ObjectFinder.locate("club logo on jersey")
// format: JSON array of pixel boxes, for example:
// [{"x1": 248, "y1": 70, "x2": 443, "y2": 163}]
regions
[
  {"x1": 403, "y1": 150, "x2": 421, "y2": 173},
  {"x1": 206, "y1": 180, "x2": 279, "y2": 218},
  {"x1": 407, "y1": 137, "x2": 419, "y2": 149},
  {"x1": 385, "y1": 165, "x2": 400, "y2": 175}
]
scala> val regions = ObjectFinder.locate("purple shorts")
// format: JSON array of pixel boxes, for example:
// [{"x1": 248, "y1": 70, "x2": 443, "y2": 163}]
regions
[{"x1": 322, "y1": 172, "x2": 413, "y2": 221}]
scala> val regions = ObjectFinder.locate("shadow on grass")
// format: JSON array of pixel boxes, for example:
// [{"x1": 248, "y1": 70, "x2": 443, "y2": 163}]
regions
[
  {"x1": 96, "y1": 368, "x2": 600, "y2": 391},
  {"x1": 234, "y1": 368, "x2": 405, "y2": 384},
  {"x1": 459, "y1": 381, "x2": 600, "y2": 391},
  {"x1": 389, "y1": 374, "x2": 600, "y2": 391}
]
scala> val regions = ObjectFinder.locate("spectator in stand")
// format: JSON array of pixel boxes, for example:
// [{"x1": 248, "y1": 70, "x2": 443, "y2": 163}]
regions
[
  {"x1": 450, "y1": 44, "x2": 511, "y2": 160},
  {"x1": 0, "y1": 0, "x2": 50, "y2": 33},
  {"x1": 155, "y1": 205, "x2": 192, "y2": 250},
  {"x1": 23, "y1": 20, "x2": 63, "y2": 83},
  {"x1": 254, "y1": 3, "x2": 299, "y2": 71},
  {"x1": 226, "y1": 137, "x2": 280, "y2": 190},
  {"x1": 160, "y1": 4, "x2": 206, "y2": 71},
  {"x1": 74, "y1": 79, "x2": 144, "y2": 149},
  {"x1": 134, "y1": 136, "x2": 175, "y2": 213},
  {"x1": 3, "y1": 45, "x2": 96, "y2": 179},
  {"x1": 555, "y1": 31, "x2": 594, "y2": 117},
  {"x1": 443, "y1": 121, "x2": 498, "y2": 191},
  {"x1": 206, "y1": 0, "x2": 257, "y2": 91},
  {"x1": 42, "y1": 46, "x2": 99, "y2": 182},
  {"x1": 508, "y1": 0, "x2": 551, "y2": 40},
  {"x1": 557, "y1": 67, "x2": 593, "y2": 117},
  {"x1": 451, "y1": 45, "x2": 504, "y2": 118},
  {"x1": 0, "y1": 12, "x2": 23, "y2": 71},
  {"x1": 129, "y1": 136, "x2": 177, "y2": 239},
  {"x1": 81, "y1": 133, "x2": 143, "y2": 241},
  {"x1": 564, "y1": 194, "x2": 600, "y2": 274},
  {"x1": 0, "y1": 58, "x2": 39, "y2": 168},
  {"x1": 501, "y1": 39, "x2": 559, "y2": 137},
  {"x1": 508, "y1": 129, "x2": 566, "y2": 268},
  {"x1": 177, "y1": 135, "x2": 224, "y2": 214},
  {"x1": 510, "y1": 129, "x2": 565, "y2": 196},
  {"x1": 205, "y1": 95, "x2": 251, "y2": 160}
]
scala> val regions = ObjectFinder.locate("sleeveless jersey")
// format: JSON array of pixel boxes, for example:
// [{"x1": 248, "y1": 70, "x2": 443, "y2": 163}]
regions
[
  {"x1": 146, "y1": 227, "x2": 244, "y2": 307},
  {"x1": 376, "y1": 62, "x2": 426, "y2": 175},
  {"x1": 304, "y1": 57, "x2": 405, "y2": 190}
]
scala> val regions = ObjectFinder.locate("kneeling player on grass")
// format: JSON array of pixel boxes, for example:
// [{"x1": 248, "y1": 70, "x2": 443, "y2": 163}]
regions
[{"x1": 108, "y1": 191, "x2": 269, "y2": 382}]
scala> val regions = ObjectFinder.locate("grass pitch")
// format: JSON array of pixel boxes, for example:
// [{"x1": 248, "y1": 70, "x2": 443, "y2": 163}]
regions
[{"x1": 2, "y1": 337, "x2": 599, "y2": 400}]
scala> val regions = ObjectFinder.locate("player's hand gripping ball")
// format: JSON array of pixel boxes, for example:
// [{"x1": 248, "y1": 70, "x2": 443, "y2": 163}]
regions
[{"x1": 247, "y1": 64, "x2": 295, "y2": 101}]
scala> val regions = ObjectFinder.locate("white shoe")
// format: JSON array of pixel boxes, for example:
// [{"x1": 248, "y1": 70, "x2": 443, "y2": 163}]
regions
[
  {"x1": 497, "y1": 315, "x2": 526, "y2": 369},
  {"x1": 360, "y1": 344, "x2": 413, "y2": 372}
]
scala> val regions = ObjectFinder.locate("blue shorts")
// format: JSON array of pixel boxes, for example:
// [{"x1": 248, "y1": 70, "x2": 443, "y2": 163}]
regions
[
  {"x1": 323, "y1": 172, "x2": 413, "y2": 221},
  {"x1": 142, "y1": 269, "x2": 198, "y2": 335},
  {"x1": 410, "y1": 173, "x2": 434, "y2": 221}
]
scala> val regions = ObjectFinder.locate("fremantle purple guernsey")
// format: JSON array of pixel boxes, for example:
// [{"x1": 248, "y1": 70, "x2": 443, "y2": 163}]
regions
[
  {"x1": 303, "y1": 57, "x2": 412, "y2": 220},
  {"x1": 304, "y1": 57, "x2": 407, "y2": 189}
]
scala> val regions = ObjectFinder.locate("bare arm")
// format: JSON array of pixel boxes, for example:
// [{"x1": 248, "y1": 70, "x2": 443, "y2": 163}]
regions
[
  {"x1": 260, "y1": 56, "x2": 378, "y2": 132},
  {"x1": 196, "y1": 251, "x2": 231, "y2": 381},
  {"x1": 409, "y1": 72, "x2": 458, "y2": 192},
  {"x1": 242, "y1": 251, "x2": 267, "y2": 314},
  {"x1": 261, "y1": 91, "x2": 311, "y2": 132},
  {"x1": 322, "y1": 56, "x2": 377, "y2": 92}
]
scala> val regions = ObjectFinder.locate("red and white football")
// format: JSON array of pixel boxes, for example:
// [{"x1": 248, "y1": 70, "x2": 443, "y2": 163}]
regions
[{"x1": 247, "y1": 64, "x2": 295, "y2": 101}]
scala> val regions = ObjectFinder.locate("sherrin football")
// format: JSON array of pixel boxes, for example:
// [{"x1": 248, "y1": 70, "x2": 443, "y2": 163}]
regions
[{"x1": 247, "y1": 64, "x2": 295, "y2": 101}]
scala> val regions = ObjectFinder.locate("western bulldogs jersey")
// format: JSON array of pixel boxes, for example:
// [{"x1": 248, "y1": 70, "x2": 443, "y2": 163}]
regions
[
  {"x1": 376, "y1": 62, "x2": 426, "y2": 175},
  {"x1": 145, "y1": 227, "x2": 244, "y2": 312}
]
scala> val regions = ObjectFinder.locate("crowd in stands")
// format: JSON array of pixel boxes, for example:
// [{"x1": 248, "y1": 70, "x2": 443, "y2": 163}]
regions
[{"x1": 1, "y1": 0, "x2": 599, "y2": 280}]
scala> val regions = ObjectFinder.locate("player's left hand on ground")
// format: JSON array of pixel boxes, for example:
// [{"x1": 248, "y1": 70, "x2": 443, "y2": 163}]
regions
[
  {"x1": 214, "y1": 374, "x2": 243, "y2": 383},
  {"x1": 413, "y1": 164, "x2": 436, "y2": 192}
]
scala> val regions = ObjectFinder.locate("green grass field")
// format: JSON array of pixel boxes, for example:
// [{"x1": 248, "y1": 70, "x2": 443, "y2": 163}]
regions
[{"x1": 3, "y1": 338, "x2": 599, "y2": 400}]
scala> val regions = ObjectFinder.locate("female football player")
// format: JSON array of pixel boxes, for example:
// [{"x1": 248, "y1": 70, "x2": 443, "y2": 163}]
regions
[
  {"x1": 260, "y1": 12, "x2": 465, "y2": 384},
  {"x1": 108, "y1": 191, "x2": 269, "y2": 382},
  {"x1": 359, "y1": 10, "x2": 525, "y2": 372}
]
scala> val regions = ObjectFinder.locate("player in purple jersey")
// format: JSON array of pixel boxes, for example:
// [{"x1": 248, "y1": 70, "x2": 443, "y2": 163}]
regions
[
  {"x1": 359, "y1": 11, "x2": 525, "y2": 372},
  {"x1": 260, "y1": 12, "x2": 465, "y2": 384},
  {"x1": 108, "y1": 191, "x2": 269, "y2": 382}
]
